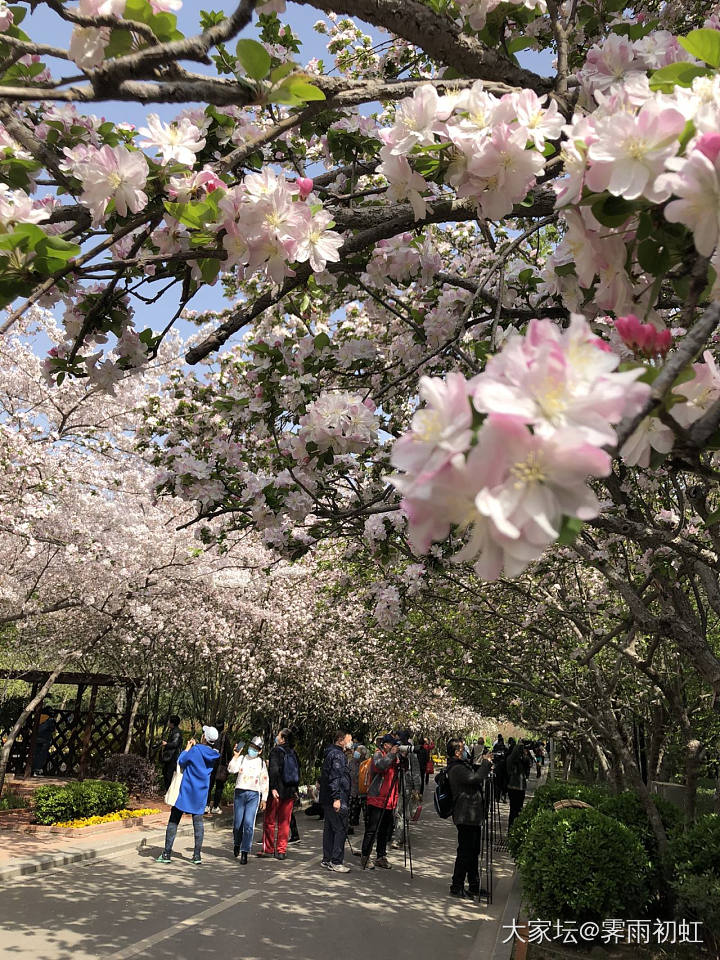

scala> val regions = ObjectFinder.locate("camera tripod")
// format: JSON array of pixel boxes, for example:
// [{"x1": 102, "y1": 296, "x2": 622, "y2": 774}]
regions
[{"x1": 358, "y1": 755, "x2": 415, "y2": 879}]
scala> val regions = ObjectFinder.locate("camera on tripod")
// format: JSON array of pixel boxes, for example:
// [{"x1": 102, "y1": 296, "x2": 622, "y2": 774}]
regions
[{"x1": 396, "y1": 744, "x2": 411, "y2": 756}]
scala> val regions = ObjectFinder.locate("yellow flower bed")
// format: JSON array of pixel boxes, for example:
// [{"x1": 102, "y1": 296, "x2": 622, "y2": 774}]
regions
[{"x1": 54, "y1": 808, "x2": 161, "y2": 829}]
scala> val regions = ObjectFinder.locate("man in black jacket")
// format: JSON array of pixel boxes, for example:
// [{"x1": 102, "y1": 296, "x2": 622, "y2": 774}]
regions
[
  {"x1": 446, "y1": 737, "x2": 491, "y2": 900},
  {"x1": 161, "y1": 716, "x2": 182, "y2": 791},
  {"x1": 319, "y1": 730, "x2": 353, "y2": 873}
]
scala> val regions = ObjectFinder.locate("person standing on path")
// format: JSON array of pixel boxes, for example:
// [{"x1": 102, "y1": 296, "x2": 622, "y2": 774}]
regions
[
  {"x1": 156, "y1": 725, "x2": 219, "y2": 865},
  {"x1": 507, "y1": 739, "x2": 530, "y2": 829},
  {"x1": 160, "y1": 715, "x2": 183, "y2": 791},
  {"x1": 205, "y1": 721, "x2": 232, "y2": 814},
  {"x1": 319, "y1": 730, "x2": 353, "y2": 872},
  {"x1": 260, "y1": 728, "x2": 300, "y2": 860},
  {"x1": 228, "y1": 735, "x2": 268, "y2": 864},
  {"x1": 361, "y1": 734, "x2": 400, "y2": 870},
  {"x1": 446, "y1": 737, "x2": 492, "y2": 899},
  {"x1": 415, "y1": 738, "x2": 429, "y2": 794},
  {"x1": 492, "y1": 734, "x2": 509, "y2": 803},
  {"x1": 348, "y1": 744, "x2": 367, "y2": 833}
]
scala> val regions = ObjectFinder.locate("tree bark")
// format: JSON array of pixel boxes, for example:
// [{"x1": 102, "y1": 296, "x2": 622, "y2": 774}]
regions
[
  {"x1": 123, "y1": 679, "x2": 148, "y2": 754},
  {"x1": 685, "y1": 737, "x2": 706, "y2": 823}
]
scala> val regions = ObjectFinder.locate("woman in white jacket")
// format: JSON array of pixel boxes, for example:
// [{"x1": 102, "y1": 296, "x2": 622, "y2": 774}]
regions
[{"x1": 228, "y1": 735, "x2": 269, "y2": 864}]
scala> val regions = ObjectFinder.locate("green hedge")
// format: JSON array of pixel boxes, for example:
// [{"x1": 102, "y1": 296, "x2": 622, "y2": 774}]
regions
[
  {"x1": 517, "y1": 807, "x2": 651, "y2": 923},
  {"x1": 33, "y1": 780, "x2": 129, "y2": 825},
  {"x1": 669, "y1": 813, "x2": 720, "y2": 939},
  {"x1": 507, "y1": 780, "x2": 610, "y2": 855}
]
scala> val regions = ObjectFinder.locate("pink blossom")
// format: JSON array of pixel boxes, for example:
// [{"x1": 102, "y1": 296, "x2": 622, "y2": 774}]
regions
[
  {"x1": 149, "y1": 0, "x2": 182, "y2": 11},
  {"x1": 71, "y1": 145, "x2": 149, "y2": 225},
  {"x1": 471, "y1": 314, "x2": 650, "y2": 446},
  {"x1": 382, "y1": 84, "x2": 440, "y2": 156},
  {"x1": 138, "y1": 114, "x2": 206, "y2": 166},
  {"x1": 671, "y1": 351, "x2": 720, "y2": 428},
  {"x1": 378, "y1": 151, "x2": 428, "y2": 220},
  {"x1": 0, "y1": 2, "x2": 14, "y2": 31},
  {"x1": 68, "y1": 26, "x2": 110, "y2": 69},
  {"x1": 296, "y1": 177, "x2": 314, "y2": 199},
  {"x1": 295, "y1": 210, "x2": 343, "y2": 273},
  {"x1": 586, "y1": 102, "x2": 685, "y2": 201},
  {"x1": 391, "y1": 372, "x2": 473, "y2": 491},
  {"x1": 621, "y1": 416, "x2": 675, "y2": 467},
  {"x1": 660, "y1": 144, "x2": 720, "y2": 256}
]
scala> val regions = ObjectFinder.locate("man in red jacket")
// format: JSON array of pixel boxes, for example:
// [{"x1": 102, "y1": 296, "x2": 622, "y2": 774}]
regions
[{"x1": 361, "y1": 734, "x2": 400, "y2": 870}]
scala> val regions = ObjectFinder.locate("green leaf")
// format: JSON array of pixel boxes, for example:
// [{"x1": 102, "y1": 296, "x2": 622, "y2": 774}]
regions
[
  {"x1": 590, "y1": 194, "x2": 636, "y2": 228},
  {"x1": 679, "y1": 28, "x2": 720, "y2": 67},
  {"x1": 164, "y1": 196, "x2": 219, "y2": 230},
  {"x1": 314, "y1": 332, "x2": 331, "y2": 350},
  {"x1": 637, "y1": 237, "x2": 671, "y2": 275},
  {"x1": 9, "y1": 6, "x2": 26, "y2": 26},
  {"x1": 269, "y1": 61, "x2": 296, "y2": 83},
  {"x1": 104, "y1": 28, "x2": 134, "y2": 59},
  {"x1": 507, "y1": 36, "x2": 535, "y2": 54},
  {"x1": 197, "y1": 258, "x2": 221, "y2": 284},
  {"x1": 123, "y1": 0, "x2": 182, "y2": 43},
  {"x1": 271, "y1": 76, "x2": 326, "y2": 105},
  {"x1": 649, "y1": 61, "x2": 710, "y2": 92},
  {"x1": 235, "y1": 38, "x2": 271, "y2": 80},
  {"x1": 557, "y1": 516, "x2": 584, "y2": 546},
  {"x1": 704, "y1": 507, "x2": 720, "y2": 527}
]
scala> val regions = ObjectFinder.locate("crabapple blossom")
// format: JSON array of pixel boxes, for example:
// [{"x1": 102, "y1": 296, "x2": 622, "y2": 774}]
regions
[
  {"x1": 0, "y1": 2, "x2": 13, "y2": 31},
  {"x1": 378, "y1": 152, "x2": 428, "y2": 221},
  {"x1": 67, "y1": 145, "x2": 149, "y2": 225},
  {"x1": 139, "y1": 114, "x2": 206, "y2": 167},
  {"x1": 615, "y1": 315, "x2": 673, "y2": 358},
  {"x1": 660, "y1": 136, "x2": 720, "y2": 256},
  {"x1": 670, "y1": 351, "x2": 720, "y2": 428},
  {"x1": 299, "y1": 392, "x2": 378, "y2": 454}
]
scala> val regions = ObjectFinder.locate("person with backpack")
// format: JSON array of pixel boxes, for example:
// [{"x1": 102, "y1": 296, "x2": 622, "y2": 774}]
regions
[
  {"x1": 319, "y1": 730, "x2": 353, "y2": 872},
  {"x1": 446, "y1": 737, "x2": 491, "y2": 899},
  {"x1": 360, "y1": 734, "x2": 400, "y2": 870},
  {"x1": 348, "y1": 744, "x2": 368, "y2": 833},
  {"x1": 259, "y1": 728, "x2": 300, "y2": 860},
  {"x1": 156, "y1": 725, "x2": 219, "y2": 865},
  {"x1": 228, "y1": 735, "x2": 269, "y2": 864},
  {"x1": 160, "y1": 715, "x2": 183, "y2": 791}
]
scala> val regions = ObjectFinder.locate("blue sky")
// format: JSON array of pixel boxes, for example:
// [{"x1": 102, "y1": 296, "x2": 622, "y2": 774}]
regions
[{"x1": 20, "y1": 2, "x2": 554, "y2": 355}]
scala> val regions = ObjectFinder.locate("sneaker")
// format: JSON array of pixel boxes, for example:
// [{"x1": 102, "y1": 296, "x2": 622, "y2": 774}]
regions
[
  {"x1": 330, "y1": 863, "x2": 351, "y2": 873},
  {"x1": 204, "y1": 806, "x2": 210, "y2": 814},
  {"x1": 211, "y1": 806, "x2": 222, "y2": 814},
  {"x1": 155, "y1": 853, "x2": 171, "y2": 864},
  {"x1": 320, "y1": 860, "x2": 332, "y2": 870},
  {"x1": 274, "y1": 852, "x2": 287, "y2": 860},
  {"x1": 375, "y1": 857, "x2": 392, "y2": 869},
  {"x1": 449, "y1": 887, "x2": 466, "y2": 898},
  {"x1": 191, "y1": 856, "x2": 202, "y2": 865},
  {"x1": 288, "y1": 837, "x2": 301, "y2": 844},
  {"x1": 360, "y1": 855, "x2": 374, "y2": 870}
]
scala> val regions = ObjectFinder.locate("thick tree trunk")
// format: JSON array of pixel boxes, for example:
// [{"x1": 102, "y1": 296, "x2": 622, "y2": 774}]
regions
[
  {"x1": 610, "y1": 727, "x2": 669, "y2": 856},
  {"x1": 123, "y1": 679, "x2": 148, "y2": 754},
  {"x1": 685, "y1": 738, "x2": 706, "y2": 822},
  {"x1": 0, "y1": 662, "x2": 67, "y2": 797}
]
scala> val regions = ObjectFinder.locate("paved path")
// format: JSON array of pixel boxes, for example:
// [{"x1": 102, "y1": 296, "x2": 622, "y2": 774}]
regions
[{"x1": 0, "y1": 795, "x2": 519, "y2": 960}]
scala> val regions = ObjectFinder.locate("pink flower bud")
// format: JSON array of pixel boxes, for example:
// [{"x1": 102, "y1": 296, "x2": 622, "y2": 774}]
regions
[{"x1": 296, "y1": 177, "x2": 314, "y2": 199}]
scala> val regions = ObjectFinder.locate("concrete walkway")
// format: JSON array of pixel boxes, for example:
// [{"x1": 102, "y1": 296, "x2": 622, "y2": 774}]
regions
[{"x1": 0, "y1": 795, "x2": 522, "y2": 960}]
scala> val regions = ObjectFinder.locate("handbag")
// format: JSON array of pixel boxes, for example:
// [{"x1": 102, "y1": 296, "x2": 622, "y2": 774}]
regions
[{"x1": 164, "y1": 762, "x2": 183, "y2": 806}]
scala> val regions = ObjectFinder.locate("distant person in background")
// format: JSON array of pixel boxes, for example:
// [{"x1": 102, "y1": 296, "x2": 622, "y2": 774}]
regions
[
  {"x1": 424, "y1": 739, "x2": 434, "y2": 788},
  {"x1": 32, "y1": 709, "x2": 56, "y2": 777},
  {"x1": 348, "y1": 744, "x2": 368, "y2": 832},
  {"x1": 161, "y1": 715, "x2": 183, "y2": 791},
  {"x1": 156, "y1": 725, "x2": 219, "y2": 865},
  {"x1": 506, "y1": 739, "x2": 530, "y2": 829},
  {"x1": 491, "y1": 734, "x2": 509, "y2": 804},
  {"x1": 415, "y1": 738, "x2": 429, "y2": 794}
]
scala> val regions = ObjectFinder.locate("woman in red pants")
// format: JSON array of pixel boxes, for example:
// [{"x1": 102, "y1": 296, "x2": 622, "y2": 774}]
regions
[{"x1": 259, "y1": 728, "x2": 300, "y2": 860}]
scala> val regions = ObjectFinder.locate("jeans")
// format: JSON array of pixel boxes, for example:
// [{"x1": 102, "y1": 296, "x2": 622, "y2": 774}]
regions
[
  {"x1": 508, "y1": 788, "x2": 525, "y2": 828},
  {"x1": 362, "y1": 804, "x2": 395, "y2": 859},
  {"x1": 452, "y1": 823, "x2": 481, "y2": 892},
  {"x1": 322, "y1": 804, "x2": 348, "y2": 865},
  {"x1": 263, "y1": 795, "x2": 294, "y2": 853},
  {"x1": 233, "y1": 789, "x2": 260, "y2": 853},
  {"x1": 163, "y1": 806, "x2": 204, "y2": 858}
]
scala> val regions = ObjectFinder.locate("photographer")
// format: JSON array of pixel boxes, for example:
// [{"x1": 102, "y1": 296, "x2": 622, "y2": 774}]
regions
[
  {"x1": 160, "y1": 716, "x2": 183, "y2": 791},
  {"x1": 507, "y1": 739, "x2": 531, "y2": 828},
  {"x1": 361, "y1": 734, "x2": 401, "y2": 870},
  {"x1": 391, "y1": 732, "x2": 423, "y2": 850},
  {"x1": 446, "y1": 737, "x2": 491, "y2": 900}
]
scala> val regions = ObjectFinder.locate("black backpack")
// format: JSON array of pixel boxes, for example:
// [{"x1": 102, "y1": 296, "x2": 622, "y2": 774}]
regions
[
  {"x1": 281, "y1": 747, "x2": 300, "y2": 787},
  {"x1": 433, "y1": 769, "x2": 454, "y2": 819}
]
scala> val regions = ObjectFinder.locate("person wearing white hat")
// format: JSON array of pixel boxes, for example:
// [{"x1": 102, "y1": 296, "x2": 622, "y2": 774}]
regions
[
  {"x1": 228, "y1": 735, "x2": 269, "y2": 864},
  {"x1": 156, "y1": 725, "x2": 219, "y2": 865}
]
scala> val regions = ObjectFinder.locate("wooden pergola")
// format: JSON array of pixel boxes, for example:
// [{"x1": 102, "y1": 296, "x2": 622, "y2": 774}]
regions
[{"x1": 0, "y1": 669, "x2": 141, "y2": 778}]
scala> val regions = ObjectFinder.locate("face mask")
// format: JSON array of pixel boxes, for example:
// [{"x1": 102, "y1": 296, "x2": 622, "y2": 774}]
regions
[
  {"x1": 275, "y1": 736, "x2": 281, "y2": 745},
  {"x1": 462, "y1": 747, "x2": 471, "y2": 760},
  {"x1": 353, "y1": 750, "x2": 361, "y2": 760},
  {"x1": 347, "y1": 741, "x2": 354, "y2": 751},
  {"x1": 248, "y1": 747, "x2": 259, "y2": 758}
]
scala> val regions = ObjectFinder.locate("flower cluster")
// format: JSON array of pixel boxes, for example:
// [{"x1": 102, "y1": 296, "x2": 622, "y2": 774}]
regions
[
  {"x1": 379, "y1": 82, "x2": 562, "y2": 221},
  {"x1": 456, "y1": 0, "x2": 547, "y2": 33},
  {"x1": 391, "y1": 316, "x2": 650, "y2": 579},
  {"x1": 299, "y1": 391, "x2": 378, "y2": 454}
]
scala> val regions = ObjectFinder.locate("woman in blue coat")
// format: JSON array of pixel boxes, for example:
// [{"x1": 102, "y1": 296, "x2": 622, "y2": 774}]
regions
[{"x1": 157, "y1": 725, "x2": 219, "y2": 865}]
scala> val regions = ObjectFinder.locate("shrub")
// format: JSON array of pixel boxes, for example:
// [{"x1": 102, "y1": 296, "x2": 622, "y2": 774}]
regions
[
  {"x1": 508, "y1": 780, "x2": 610, "y2": 855},
  {"x1": 668, "y1": 814, "x2": 720, "y2": 941},
  {"x1": 517, "y1": 807, "x2": 651, "y2": 923},
  {"x1": 33, "y1": 780, "x2": 129, "y2": 825},
  {"x1": 0, "y1": 791, "x2": 27, "y2": 811},
  {"x1": 100, "y1": 754, "x2": 160, "y2": 796}
]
